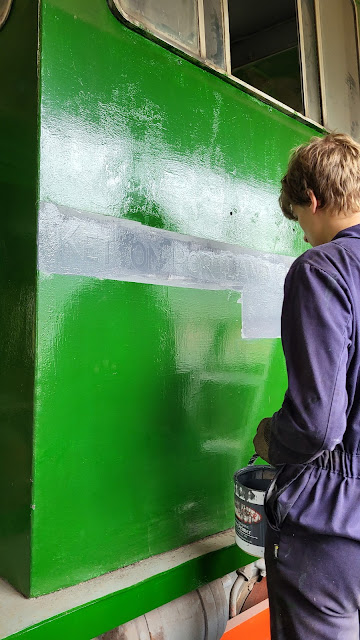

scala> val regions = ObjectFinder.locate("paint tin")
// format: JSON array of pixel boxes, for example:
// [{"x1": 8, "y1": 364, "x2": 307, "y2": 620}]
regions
[{"x1": 234, "y1": 455, "x2": 276, "y2": 557}]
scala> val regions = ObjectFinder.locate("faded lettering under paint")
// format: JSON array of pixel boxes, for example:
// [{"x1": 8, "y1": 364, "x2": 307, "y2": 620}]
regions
[{"x1": 38, "y1": 202, "x2": 294, "y2": 339}]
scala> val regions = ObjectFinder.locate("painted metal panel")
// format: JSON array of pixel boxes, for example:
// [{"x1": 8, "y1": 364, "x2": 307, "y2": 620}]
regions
[
  {"x1": 0, "y1": 0, "x2": 38, "y2": 597},
  {"x1": 0, "y1": 0, "x2": 324, "y2": 602},
  {"x1": 28, "y1": 0, "x2": 320, "y2": 597}
]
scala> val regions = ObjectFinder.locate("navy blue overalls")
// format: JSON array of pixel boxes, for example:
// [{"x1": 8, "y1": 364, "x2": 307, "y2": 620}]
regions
[{"x1": 265, "y1": 224, "x2": 360, "y2": 640}]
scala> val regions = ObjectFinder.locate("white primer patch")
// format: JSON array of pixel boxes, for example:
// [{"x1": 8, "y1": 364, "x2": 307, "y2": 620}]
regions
[{"x1": 38, "y1": 202, "x2": 294, "y2": 339}]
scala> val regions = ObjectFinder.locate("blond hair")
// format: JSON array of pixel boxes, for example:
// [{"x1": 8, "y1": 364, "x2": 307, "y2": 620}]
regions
[{"x1": 280, "y1": 133, "x2": 360, "y2": 220}]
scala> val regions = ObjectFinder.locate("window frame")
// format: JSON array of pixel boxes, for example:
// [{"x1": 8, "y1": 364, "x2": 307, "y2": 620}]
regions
[
  {"x1": 314, "y1": 0, "x2": 360, "y2": 135},
  {"x1": 0, "y1": 0, "x2": 13, "y2": 29},
  {"x1": 109, "y1": 0, "x2": 231, "y2": 73},
  {"x1": 296, "y1": 0, "x2": 322, "y2": 123},
  {"x1": 108, "y1": 0, "x2": 360, "y2": 135}
]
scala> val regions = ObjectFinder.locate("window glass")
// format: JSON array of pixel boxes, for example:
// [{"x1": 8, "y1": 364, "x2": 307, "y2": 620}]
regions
[
  {"x1": 228, "y1": 0, "x2": 304, "y2": 113},
  {"x1": 119, "y1": 0, "x2": 199, "y2": 53},
  {"x1": 315, "y1": 0, "x2": 360, "y2": 139},
  {"x1": 204, "y1": 0, "x2": 225, "y2": 68}
]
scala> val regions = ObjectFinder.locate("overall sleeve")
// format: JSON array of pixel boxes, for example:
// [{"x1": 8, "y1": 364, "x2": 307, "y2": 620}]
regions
[{"x1": 269, "y1": 261, "x2": 352, "y2": 466}]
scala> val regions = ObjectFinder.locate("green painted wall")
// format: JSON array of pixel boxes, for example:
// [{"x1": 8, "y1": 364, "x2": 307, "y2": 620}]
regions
[
  {"x1": 0, "y1": 0, "x2": 38, "y2": 596},
  {"x1": 30, "y1": 0, "x2": 316, "y2": 597},
  {"x1": 1, "y1": 0, "x2": 320, "y2": 600}
]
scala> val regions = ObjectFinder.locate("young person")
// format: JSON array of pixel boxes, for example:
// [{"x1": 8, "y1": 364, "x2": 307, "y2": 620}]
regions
[{"x1": 253, "y1": 133, "x2": 360, "y2": 640}]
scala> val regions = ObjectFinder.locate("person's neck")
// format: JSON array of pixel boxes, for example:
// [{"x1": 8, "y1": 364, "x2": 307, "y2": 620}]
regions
[{"x1": 322, "y1": 211, "x2": 360, "y2": 243}]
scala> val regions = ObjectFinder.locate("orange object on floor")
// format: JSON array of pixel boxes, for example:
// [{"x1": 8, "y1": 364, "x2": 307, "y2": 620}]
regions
[{"x1": 221, "y1": 599, "x2": 271, "y2": 640}]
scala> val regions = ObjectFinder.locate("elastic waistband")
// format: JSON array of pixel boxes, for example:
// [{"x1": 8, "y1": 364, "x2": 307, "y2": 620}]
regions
[{"x1": 311, "y1": 449, "x2": 360, "y2": 478}]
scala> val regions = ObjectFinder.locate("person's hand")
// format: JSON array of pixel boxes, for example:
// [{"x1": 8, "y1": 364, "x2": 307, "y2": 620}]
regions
[{"x1": 253, "y1": 417, "x2": 272, "y2": 463}]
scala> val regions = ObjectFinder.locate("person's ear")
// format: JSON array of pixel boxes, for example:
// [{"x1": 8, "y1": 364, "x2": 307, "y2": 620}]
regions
[{"x1": 308, "y1": 190, "x2": 319, "y2": 214}]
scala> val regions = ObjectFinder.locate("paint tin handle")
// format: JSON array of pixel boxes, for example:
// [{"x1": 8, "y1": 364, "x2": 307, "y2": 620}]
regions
[{"x1": 247, "y1": 453, "x2": 259, "y2": 466}]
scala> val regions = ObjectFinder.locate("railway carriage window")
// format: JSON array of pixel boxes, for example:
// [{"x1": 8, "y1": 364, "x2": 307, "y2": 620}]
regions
[
  {"x1": 109, "y1": 0, "x2": 229, "y2": 69},
  {"x1": 116, "y1": 0, "x2": 199, "y2": 52},
  {"x1": 228, "y1": 0, "x2": 304, "y2": 113},
  {"x1": 109, "y1": 0, "x2": 360, "y2": 137}
]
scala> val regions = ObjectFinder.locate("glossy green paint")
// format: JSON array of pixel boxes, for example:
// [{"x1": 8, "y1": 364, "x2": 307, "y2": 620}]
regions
[
  {"x1": 0, "y1": 0, "x2": 38, "y2": 596},
  {"x1": 33, "y1": 276, "x2": 286, "y2": 595},
  {"x1": 0, "y1": 0, "x2": 322, "y2": 602},
  {"x1": 39, "y1": 0, "x2": 315, "y2": 255},
  {"x1": 31, "y1": 0, "x2": 319, "y2": 596},
  {"x1": 31, "y1": 0, "x2": 317, "y2": 597}
]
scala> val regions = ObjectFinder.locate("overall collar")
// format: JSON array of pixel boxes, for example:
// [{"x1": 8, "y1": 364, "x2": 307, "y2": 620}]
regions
[{"x1": 333, "y1": 223, "x2": 360, "y2": 241}]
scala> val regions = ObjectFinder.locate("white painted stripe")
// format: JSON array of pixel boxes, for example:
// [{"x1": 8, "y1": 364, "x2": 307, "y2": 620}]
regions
[{"x1": 38, "y1": 202, "x2": 294, "y2": 339}]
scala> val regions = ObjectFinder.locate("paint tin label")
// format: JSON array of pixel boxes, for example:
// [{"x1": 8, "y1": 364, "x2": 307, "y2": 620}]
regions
[
  {"x1": 235, "y1": 493, "x2": 266, "y2": 549},
  {"x1": 234, "y1": 465, "x2": 276, "y2": 557},
  {"x1": 236, "y1": 503, "x2": 262, "y2": 524}
]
